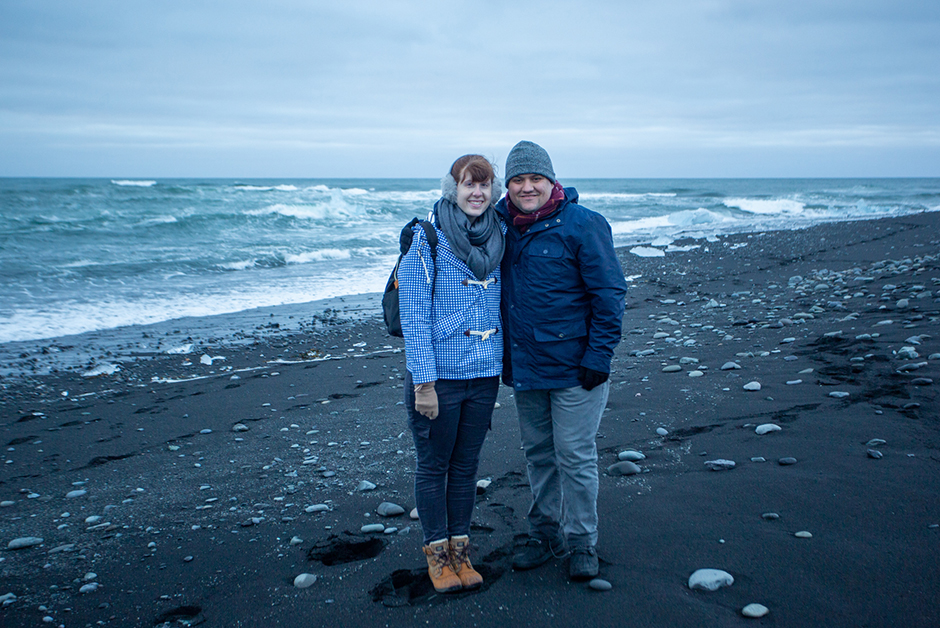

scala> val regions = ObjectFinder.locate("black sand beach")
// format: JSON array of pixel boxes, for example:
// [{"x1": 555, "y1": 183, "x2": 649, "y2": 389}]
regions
[{"x1": 2, "y1": 212, "x2": 938, "y2": 627}]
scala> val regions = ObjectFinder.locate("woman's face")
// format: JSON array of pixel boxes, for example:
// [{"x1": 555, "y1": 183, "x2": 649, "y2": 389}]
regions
[{"x1": 455, "y1": 170, "x2": 492, "y2": 219}]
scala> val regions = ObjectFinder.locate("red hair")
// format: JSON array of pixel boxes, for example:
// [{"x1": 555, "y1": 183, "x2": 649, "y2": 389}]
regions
[{"x1": 450, "y1": 154, "x2": 495, "y2": 184}]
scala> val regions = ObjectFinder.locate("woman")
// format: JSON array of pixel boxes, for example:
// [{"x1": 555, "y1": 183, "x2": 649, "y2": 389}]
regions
[{"x1": 399, "y1": 154, "x2": 505, "y2": 592}]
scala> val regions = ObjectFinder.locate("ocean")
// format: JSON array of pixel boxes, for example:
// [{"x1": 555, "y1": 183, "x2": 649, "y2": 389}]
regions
[{"x1": 2, "y1": 177, "x2": 938, "y2": 344}]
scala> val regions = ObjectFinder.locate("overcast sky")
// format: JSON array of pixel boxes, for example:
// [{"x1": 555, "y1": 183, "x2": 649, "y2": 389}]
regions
[{"x1": 1, "y1": 0, "x2": 938, "y2": 178}]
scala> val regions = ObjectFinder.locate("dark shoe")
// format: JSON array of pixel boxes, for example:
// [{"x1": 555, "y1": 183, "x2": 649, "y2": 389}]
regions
[
  {"x1": 569, "y1": 546, "x2": 599, "y2": 580},
  {"x1": 512, "y1": 536, "x2": 566, "y2": 571}
]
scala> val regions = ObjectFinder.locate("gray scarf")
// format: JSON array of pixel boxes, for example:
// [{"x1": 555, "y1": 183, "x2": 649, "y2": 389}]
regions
[{"x1": 435, "y1": 197, "x2": 505, "y2": 281}]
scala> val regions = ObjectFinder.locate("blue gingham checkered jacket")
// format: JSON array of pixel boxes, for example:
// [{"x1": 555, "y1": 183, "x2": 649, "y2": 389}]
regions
[{"x1": 399, "y1": 207, "x2": 505, "y2": 385}]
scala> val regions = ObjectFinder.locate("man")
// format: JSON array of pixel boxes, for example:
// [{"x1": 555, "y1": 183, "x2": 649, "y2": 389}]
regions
[{"x1": 496, "y1": 141, "x2": 627, "y2": 580}]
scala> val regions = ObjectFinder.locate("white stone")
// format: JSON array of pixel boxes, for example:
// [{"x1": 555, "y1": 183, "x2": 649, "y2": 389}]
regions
[
  {"x1": 662, "y1": 365, "x2": 682, "y2": 373},
  {"x1": 293, "y1": 573, "x2": 317, "y2": 588},
  {"x1": 755, "y1": 423, "x2": 781, "y2": 435},
  {"x1": 7, "y1": 537, "x2": 43, "y2": 550},
  {"x1": 289, "y1": 536, "x2": 303, "y2": 546},
  {"x1": 410, "y1": 507, "x2": 419, "y2": 520},
  {"x1": 786, "y1": 379, "x2": 802, "y2": 385},
  {"x1": 795, "y1": 531, "x2": 813, "y2": 538},
  {"x1": 618, "y1": 450, "x2": 646, "y2": 462},
  {"x1": 607, "y1": 461, "x2": 641, "y2": 476},
  {"x1": 688, "y1": 569, "x2": 734, "y2": 591},
  {"x1": 742, "y1": 603, "x2": 769, "y2": 618},
  {"x1": 357, "y1": 481, "x2": 377, "y2": 491},
  {"x1": 305, "y1": 504, "x2": 329, "y2": 513},
  {"x1": 232, "y1": 423, "x2": 249, "y2": 432},
  {"x1": 656, "y1": 427, "x2": 669, "y2": 436},
  {"x1": 65, "y1": 489, "x2": 87, "y2": 499},
  {"x1": 361, "y1": 523, "x2": 385, "y2": 534},
  {"x1": 85, "y1": 515, "x2": 102, "y2": 524},
  {"x1": 689, "y1": 370, "x2": 704, "y2": 378},
  {"x1": 377, "y1": 502, "x2": 405, "y2": 517},
  {"x1": 829, "y1": 391, "x2": 850, "y2": 398},
  {"x1": 79, "y1": 582, "x2": 99, "y2": 593},
  {"x1": 704, "y1": 459, "x2": 736, "y2": 471},
  {"x1": 589, "y1": 578, "x2": 613, "y2": 591},
  {"x1": 743, "y1": 381, "x2": 762, "y2": 391},
  {"x1": 721, "y1": 362, "x2": 742, "y2": 370}
]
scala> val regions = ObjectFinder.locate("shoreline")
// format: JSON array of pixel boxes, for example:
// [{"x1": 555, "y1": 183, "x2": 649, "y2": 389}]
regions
[
  {"x1": 1, "y1": 211, "x2": 938, "y2": 627},
  {"x1": 4, "y1": 210, "x2": 937, "y2": 385}
]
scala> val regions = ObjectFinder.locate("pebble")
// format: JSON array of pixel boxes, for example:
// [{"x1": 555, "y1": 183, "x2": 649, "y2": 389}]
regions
[
  {"x1": 289, "y1": 536, "x2": 303, "y2": 546},
  {"x1": 607, "y1": 461, "x2": 641, "y2": 476},
  {"x1": 751, "y1": 457, "x2": 766, "y2": 463},
  {"x1": 755, "y1": 423, "x2": 781, "y2": 435},
  {"x1": 7, "y1": 537, "x2": 43, "y2": 550},
  {"x1": 761, "y1": 512, "x2": 780, "y2": 520},
  {"x1": 357, "y1": 481, "x2": 377, "y2": 492},
  {"x1": 361, "y1": 524, "x2": 385, "y2": 534},
  {"x1": 656, "y1": 427, "x2": 669, "y2": 436},
  {"x1": 410, "y1": 507, "x2": 419, "y2": 520},
  {"x1": 866, "y1": 439, "x2": 886, "y2": 447},
  {"x1": 0, "y1": 501, "x2": 14, "y2": 507},
  {"x1": 688, "y1": 568, "x2": 734, "y2": 591},
  {"x1": 377, "y1": 502, "x2": 405, "y2": 517},
  {"x1": 662, "y1": 365, "x2": 682, "y2": 373},
  {"x1": 911, "y1": 378, "x2": 933, "y2": 386},
  {"x1": 689, "y1": 369, "x2": 704, "y2": 377},
  {"x1": 618, "y1": 450, "x2": 646, "y2": 462},
  {"x1": 778, "y1": 457, "x2": 798, "y2": 465},
  {"x1": 79, "y1": 582, "x2": 99, "y2": 593},
  {"x1": 743, "y1": 381, "x2": 762, "y2": 391},
  {"x1": 795, "y1": 531, "x2": 813, "y2": 538},
  {"x1": 65, "y1": 489, "x2": 87, "y2": 499},
  {"x1": 721, "y1": 362, "x2": 742, "y2": 370},
  {"x1": 867, "y1": 449, "x2": 883, "y2": 459},
  {"x1": 786, "y1": 379, "x2": 802, "y2": 385},
  {"x1": 589, "y1": 578, "x2": 612, "y2": 591},
  {"x1": 293, "y1": 573, "x2": 318, "y2": 588},
  {"x1": 829, "y1": 391, "x2": 850, "y2": 398},
  {"x1": 305, "y1": 504, "x2": 329, "y2": 513},
  {"x1": 742, "y1": 603, "x2": 769, "y2": 618},
  {"x1": 232, "y1": 424, "x2": 249, "y2": 432},
  {"x1": 704, "y1": 459, "x2": 735, "y2": 471}
]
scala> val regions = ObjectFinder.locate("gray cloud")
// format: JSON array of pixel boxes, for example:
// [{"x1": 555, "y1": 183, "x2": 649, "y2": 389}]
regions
[{"x1": 1, "y1": 0, "x2": 937, "y2": 176}]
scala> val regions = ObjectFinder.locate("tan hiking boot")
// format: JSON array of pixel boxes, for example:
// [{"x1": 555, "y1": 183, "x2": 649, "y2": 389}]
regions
[
  {"x1": 449, "y1": 535, "x2": 483, "y2": 589},
  {"x1": 423, "y1": 539, "x2": 462, "y2": 593}
]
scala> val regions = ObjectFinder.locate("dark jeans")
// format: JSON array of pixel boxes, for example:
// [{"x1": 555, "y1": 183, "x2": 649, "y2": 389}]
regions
[{"x1": 406, "y1": 372, "x2": 499, "y2": 544}]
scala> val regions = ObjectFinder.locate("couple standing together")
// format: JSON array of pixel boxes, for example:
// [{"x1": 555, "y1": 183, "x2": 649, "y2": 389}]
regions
[{"x1": 399, "y1": 141, "x2": 628, "y2": 592}]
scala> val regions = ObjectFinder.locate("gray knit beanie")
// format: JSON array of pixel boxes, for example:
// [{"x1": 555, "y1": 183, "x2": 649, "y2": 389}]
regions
[{"x1": 504, "y1": 141, "x2": 555, "y2": 184}]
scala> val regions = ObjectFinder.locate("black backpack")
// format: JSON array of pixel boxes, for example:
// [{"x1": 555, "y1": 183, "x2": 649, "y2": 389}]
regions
[{"x1": 382, "y1": 217, "x2": 438, "y2": 337}]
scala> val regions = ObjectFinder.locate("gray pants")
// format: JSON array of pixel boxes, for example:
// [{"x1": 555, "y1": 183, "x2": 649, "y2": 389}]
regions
[{"x1": 514, "y1": 382, "x2": 609, "y2": 549}]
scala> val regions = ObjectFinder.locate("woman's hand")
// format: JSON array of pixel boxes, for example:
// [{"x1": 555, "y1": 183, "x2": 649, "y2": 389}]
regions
[{"x1": 414, "y1": 381, "x2": 439, "y2": 419}]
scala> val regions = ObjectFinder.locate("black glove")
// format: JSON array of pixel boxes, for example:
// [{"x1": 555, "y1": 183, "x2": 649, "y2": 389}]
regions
[{"x1": 578, "y1": 367, "x2": 608, "y2": 391}]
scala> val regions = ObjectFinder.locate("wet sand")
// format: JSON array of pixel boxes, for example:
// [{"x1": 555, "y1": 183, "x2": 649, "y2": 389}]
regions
[{"x1": 1, "y1": 212, "x2": 938, "y2": 627}]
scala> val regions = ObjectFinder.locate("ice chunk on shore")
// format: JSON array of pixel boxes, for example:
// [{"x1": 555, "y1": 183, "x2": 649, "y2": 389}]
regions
[{"x1": 630, "y1": 246, "x2": 666, "y2": 258}]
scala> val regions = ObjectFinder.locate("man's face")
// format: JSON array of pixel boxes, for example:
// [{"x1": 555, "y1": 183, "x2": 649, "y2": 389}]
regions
[{"x1": 507, "y1": 174, "x2": 553, "y2": 213}]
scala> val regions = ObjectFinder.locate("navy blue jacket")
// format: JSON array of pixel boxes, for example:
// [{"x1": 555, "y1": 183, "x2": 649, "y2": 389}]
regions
[{"x1": 496, "y1": 187, "x2": 627, "y2": 391}]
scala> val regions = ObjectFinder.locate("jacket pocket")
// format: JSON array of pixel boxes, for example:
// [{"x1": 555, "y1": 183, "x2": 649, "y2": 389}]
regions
[
  {"x1": 432, "y1": 308, "x2": 468, "y2": 342},
  {"x1": 532, "y1": 319, "x2": 588, "y2": 343},
  {"x1": 528, "y1": 240, "x2": 565, "y2": 259}
]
